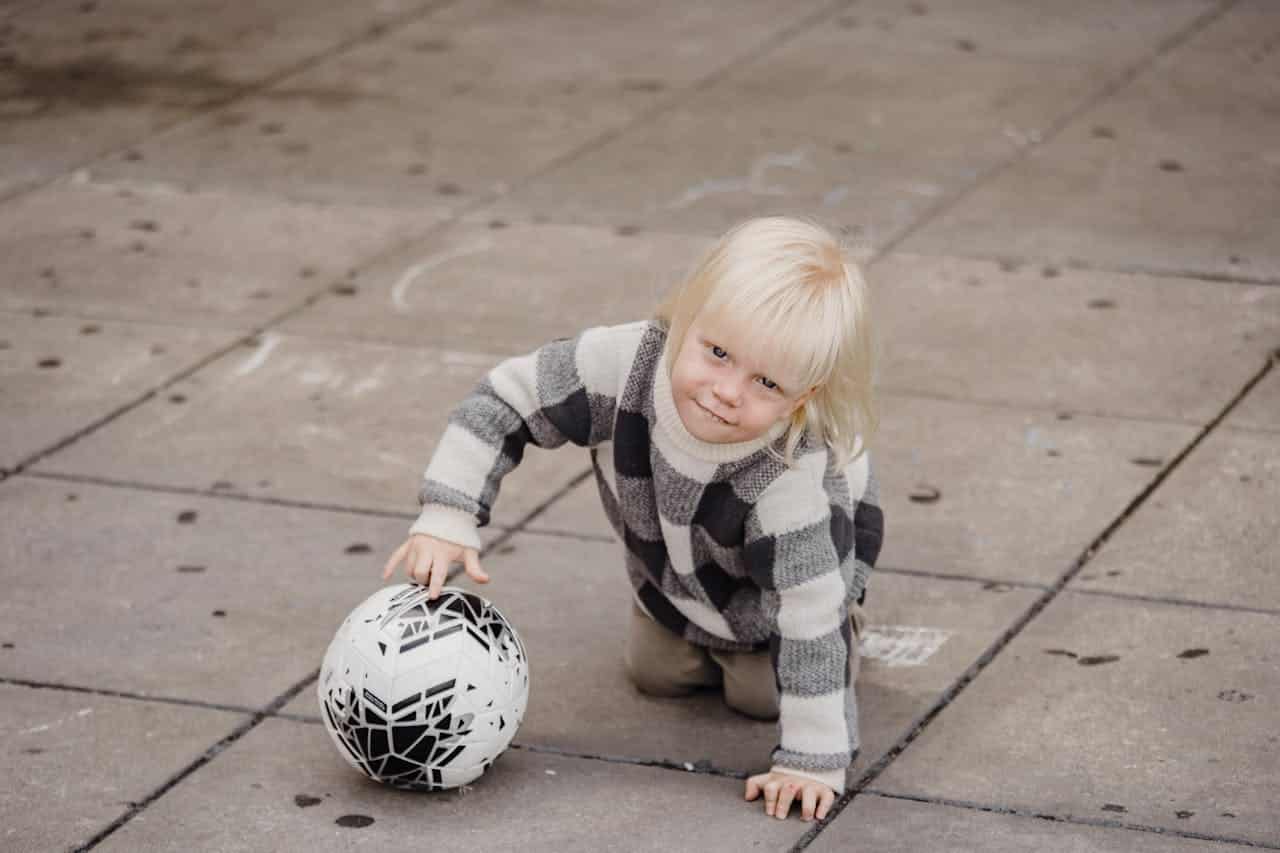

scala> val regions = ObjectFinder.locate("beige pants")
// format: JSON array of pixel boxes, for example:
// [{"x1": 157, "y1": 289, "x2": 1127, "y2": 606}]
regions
[{"x1": 623, "y1": 603, "x2": 866, "y2": 721}]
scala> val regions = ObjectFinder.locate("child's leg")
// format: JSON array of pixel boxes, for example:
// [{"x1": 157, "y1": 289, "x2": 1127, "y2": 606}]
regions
[
  {"x1": 624, "y1": 604, "x2": 721, "y2": 697},
  {"x1": 707, "y1": 646, "x2": 778, "y2": 720},
  {"x1": 712, "y1": 601, "x2": 868, "y2": 721}
]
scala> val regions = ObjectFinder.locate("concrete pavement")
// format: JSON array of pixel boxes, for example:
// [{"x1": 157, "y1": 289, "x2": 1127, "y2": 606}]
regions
[{"x1": 2, "y1": 1, "x2": 1277, "y2": 850}]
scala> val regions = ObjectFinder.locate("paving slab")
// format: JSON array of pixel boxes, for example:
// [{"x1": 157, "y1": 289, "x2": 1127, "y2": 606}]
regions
[
  {"x1": 1071, "y1": 425, "x2": 1280, "y2": 610},
  {"x1": 94, "y1": 717, "x2": 811, "y2": 852},
  {"x1": 0, "y1": 175, "x2": 433, "y2": 326},
  {"x1": 871, "y1": 253, "x2": 1280, "y2": 422},
  {"x1": 864, "y1": 395, "x2": 1194, "y2": 584},
  {"x1": 0, "y1": 310, "x2": 236, "y2": 471},
  {"x1": 524, "y1": 474, "x2": 615, "y2": 540},
  {"x1": 483, "y1": 1, "x2": 1212, "y2": 243},
  {"x1": 874, "y1": 592, "x2": 1280, "y2": 846},
  {"x1": 281, "y1": 221, "x2": 704, "y2": 355},
  {"x1": 287, "y1": 532, "x2": 1042, "y2": 785},
  {"x1": 88, "y1": 0, "x2": 831, "y2": 209},
  {"x1": 819, "y1": 0, "x2": 1213, "y2": 66},
  {"x1": 0, "y1": 682, "x2": 248, "y2": 853},
  {"x1": 0, "y1": 0, "x2": 442, "y2": 194},
  {"x1": 29, "y1": 332, "x2": 587, "y2": 524},
  {"x1": 901, "y1": 0, "x2": 1280, "y2": 282},
  {"x1": 1229, "y1": 367, "x2": 1279, "y2": 434},
  {"x1": 811, "y1": 793, "x2": 1243, "y2": 852},
  {"x1": 0, "y1": 476, "x2": 490, "y2": 707},
  {"x1": 528, "y1": 396, "x2": 1201, "y2": 587}
]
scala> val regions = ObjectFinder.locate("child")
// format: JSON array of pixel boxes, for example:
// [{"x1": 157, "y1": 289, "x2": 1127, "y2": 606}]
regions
[{"x1": 382, "y1": 216, "x2": 884, "y2": 822}]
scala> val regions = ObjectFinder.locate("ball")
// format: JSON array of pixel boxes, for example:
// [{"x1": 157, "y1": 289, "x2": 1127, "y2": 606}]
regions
[{"x1": 318, "y1": 583, "x2": 529, "y2": 790}]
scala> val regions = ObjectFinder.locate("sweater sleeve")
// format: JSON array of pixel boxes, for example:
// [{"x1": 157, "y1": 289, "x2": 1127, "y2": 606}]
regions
[
  {"x1": 743, "y1": 449, "x2": 883, "y2": 793},
  {"x1": 410, "y1": 323, "x2": 638, "y2": 548}
]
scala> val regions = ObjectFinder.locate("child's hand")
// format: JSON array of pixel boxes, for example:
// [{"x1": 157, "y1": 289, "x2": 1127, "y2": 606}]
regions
[
  {"x1": 381, "y1": 534, "x2": 489, "y2": 599},
  {"x1": 744, "y1": 771, "x2": 836, "y2": 821}
]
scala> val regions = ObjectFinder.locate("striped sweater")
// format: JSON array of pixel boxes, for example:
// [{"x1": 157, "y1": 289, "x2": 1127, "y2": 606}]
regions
[{"x1": 411, "y1": 321, "x2": 884, "y2": 789}]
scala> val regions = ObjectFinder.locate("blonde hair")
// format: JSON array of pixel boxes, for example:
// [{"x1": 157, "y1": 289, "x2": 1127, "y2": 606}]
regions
[{"x1": 655, "y1": 216, "x2": 877, "y2": 467}]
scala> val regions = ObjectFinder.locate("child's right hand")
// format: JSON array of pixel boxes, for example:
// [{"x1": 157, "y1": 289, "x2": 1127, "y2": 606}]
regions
[{"x1": 381, "y1": 534, "x2": 489, "y2": 599}]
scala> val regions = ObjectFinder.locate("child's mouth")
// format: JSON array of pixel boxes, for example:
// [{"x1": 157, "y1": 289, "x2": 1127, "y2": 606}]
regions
[{"x1": 697, "y1": 402, "x2": 733, "y2": 426}]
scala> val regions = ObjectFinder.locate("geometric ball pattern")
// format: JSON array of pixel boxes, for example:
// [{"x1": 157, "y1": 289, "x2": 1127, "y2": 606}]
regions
[{"x1": 318, "y1": 584, "x2": 530, "y2": 791}]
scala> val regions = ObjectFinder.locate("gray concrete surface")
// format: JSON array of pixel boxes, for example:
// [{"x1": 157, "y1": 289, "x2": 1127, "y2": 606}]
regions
[
  {"x1": 1, "y1": 1, "x2": 1277, "y2": 852},
  {"x1": 874, "y1": 593, "x2": 1280, "y2": 845}
]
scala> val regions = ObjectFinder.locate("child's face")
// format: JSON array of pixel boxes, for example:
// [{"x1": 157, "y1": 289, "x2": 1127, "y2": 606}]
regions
[{"x1": 670, "y1": 319, "x2": 812, "y2": 445}]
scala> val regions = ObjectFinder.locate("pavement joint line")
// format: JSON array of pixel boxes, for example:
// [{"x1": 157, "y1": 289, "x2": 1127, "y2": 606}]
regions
[
  {"x1": 448, "y1": 467, "x2": 597, "y2": 576},
  {"x1": 0, "y1": 0, "x2": 465, "y2": 209},
  {"x1": 893, "y1": 249, "x2": 1280, "y2": 288},
  {"x1": 456, "y1": 0, "x2": 860, "y2": 211},
  {"x1": 262, "y1": 708, "x2": 750, "y2": 780},
  {"x1": 876, "y1": 386, "x2": 1208, "y2": 429},
  {"x1": 514, "y1": 526, "x2": 618, "y2": 545},
  {"x1": 509, "y1": 741, "x2": 749, "y2": 780},
  {"x1": 0, "y1": 304, "x2": 264, "y2": 332},
  {"x1": 875, "y1": 565, "x2": 1049, "y2": 591},
  {"x1": 9, "y1": 292, "x2": 327, "y2": 476},
  {"x1": 1063, "y1": 586, "x2": 1280, "y2": 618},
  {"x1": 8, "y1": 237, "x2": 469, "y2": 477},
  {"x1": 0, "y1": 676, "x2": 259, "y2": 717},
  {"x1": 880, "y1": 566, "x2": 1280, "y2": 617},
  {"x1": 72, "y1": 667, "x2": 320, "y2": 853},
  {"x1": 859, "y1": 790, "x2": 1280, "y2": 850},
  {"x1": 11, "y1": 387, "x2": 167, "y2": 477},
  {"x1": 14, "y1": 467, "x2": 600, "y2": 537},
  {"x1": 865, "y1": 0, "x2": 1241, "y2": 266},
  {"x1": 793, "y1": 343, "x2": 1276, "y2": 851},
  {"x1": 1221, "y1": 422, "x2": 1280, "y2": 439},
  {"x1": 17, "y1": 468, "x2": 425, "y2": 521}
]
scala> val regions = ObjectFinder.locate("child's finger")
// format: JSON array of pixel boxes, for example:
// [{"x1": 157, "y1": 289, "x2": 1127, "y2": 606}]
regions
[
  {"x1": 409, "y1": 553, "x2": 432, "y2": 586},
  {"x1": 816, "y1": 788, "x2": 835, "y2": 821},
  {"x1": 801, "y1": 787, "x2": 819, "y2": 821},
  {"x1": 464, "y1": 550, "x2": 489, "y2": 584},
  {"x1": 744, "y1": 777, "x2": 761, "y2": 801},
  {"x1": 763, "y1": 780, "x2": 779, "y2": 816},
  {"x1": 381, "y1": 541, "x2": 408, "y2": 579},
  {"x1": 428, "y1": 556, "x2": 447, "y2": 599},
  {"x1": 775, "y1": 782, "x2": 798, "y2": 820}
]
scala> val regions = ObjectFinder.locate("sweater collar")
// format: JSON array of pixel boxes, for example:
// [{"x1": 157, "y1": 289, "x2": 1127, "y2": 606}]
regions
[{"x1": 652, "y1": 340, "x2": 788, "y2": 465}]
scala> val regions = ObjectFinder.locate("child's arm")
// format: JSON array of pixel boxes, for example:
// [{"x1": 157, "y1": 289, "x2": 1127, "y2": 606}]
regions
[
  {"x1": 385, "y1": 322, "x2": 647, "y2": 591},
  {"x1": 743, "y1": 451, "x2": 883, "y2": 816}
]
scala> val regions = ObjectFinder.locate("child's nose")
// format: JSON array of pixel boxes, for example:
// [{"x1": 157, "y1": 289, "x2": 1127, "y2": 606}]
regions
[{"x1": 713, "y1": 375, "x2": 744, "y2": 405}]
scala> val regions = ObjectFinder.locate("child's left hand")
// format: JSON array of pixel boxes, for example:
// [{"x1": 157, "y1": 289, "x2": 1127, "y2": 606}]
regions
[{"x1": 744, "y1": 771, "x2": 836, "y2": 821}]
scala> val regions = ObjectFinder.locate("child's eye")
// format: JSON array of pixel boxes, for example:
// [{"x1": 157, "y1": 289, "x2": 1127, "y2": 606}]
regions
[
  {"x1": 710, "y1": 345, "x2": 728, "y2": 359},
  {"x1": 758, "y1": 377, "x2": 779, "y2": 391}
]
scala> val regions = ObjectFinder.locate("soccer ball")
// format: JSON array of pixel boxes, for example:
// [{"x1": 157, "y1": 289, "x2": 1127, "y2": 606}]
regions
[{"x1": 318, "y1": 584, "x2": 529, "y2": 790}]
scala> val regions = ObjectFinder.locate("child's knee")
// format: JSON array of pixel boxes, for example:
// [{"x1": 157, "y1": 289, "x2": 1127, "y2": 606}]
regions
[
  {"x1": 624, "y1": 604, "x2": 719, "y2": 697},
  {"x1": 624, "y1": 653, "x2": 699, "y2": 698}
]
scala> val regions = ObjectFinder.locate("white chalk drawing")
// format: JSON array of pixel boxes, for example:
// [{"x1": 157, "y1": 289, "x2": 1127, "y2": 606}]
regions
[
  {"x1": 666, "y1": 148, "x2": 812, "y2": 210},
  {"x1": 860, "y1": 626, "x2": 951, "y2": 667},
  {"x1": 18, "y1": 708, "x2": 93, "y2": 736},
  {"x1": 391, "y1": 240, "x2": 494, "y2": 312},
  {"x1": 234, "y1": 332, "x2": 282, "y2": 377},
  {"x1": 1002, "y1": 125, "x2": 1043, "y2": 146},
  {"x1": 69, "y1": 169, "x2": 192, "y2": 198},
  {"x1": 823, "y1": 185, "x2": 850, "y2": 207}
]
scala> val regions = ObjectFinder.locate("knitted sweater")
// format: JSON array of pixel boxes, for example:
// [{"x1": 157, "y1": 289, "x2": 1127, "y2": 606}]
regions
[{"x1": 410, "y1": 321, "x2": 884, "y2": 790}]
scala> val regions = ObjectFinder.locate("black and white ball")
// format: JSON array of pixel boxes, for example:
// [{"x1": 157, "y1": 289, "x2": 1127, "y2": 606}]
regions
[{"x1": 318, "y1": 584, "x2": 529, "y2": 790}]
